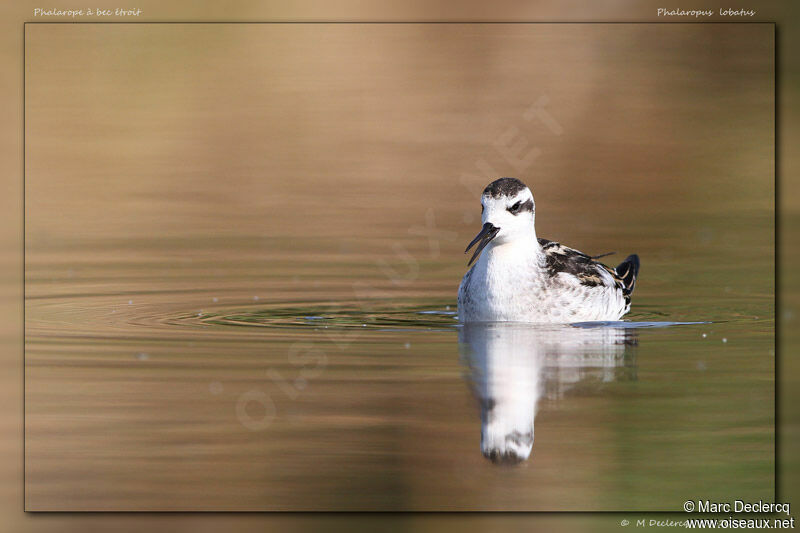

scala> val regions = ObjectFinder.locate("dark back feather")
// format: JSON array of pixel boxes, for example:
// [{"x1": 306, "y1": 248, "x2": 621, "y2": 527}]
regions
[
  {"x1": 538, "y1": 238, "x2": 640, "y2": 297},
  {"x1": 538, "y1": 238, "x2": 610, "y2": 288},
  {"x1": 615, "y1": 254, "x2": 640, "y2": 295}
]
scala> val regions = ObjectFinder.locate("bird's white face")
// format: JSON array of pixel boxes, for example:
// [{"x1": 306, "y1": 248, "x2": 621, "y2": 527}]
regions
[
  {"x1": 480, "y1": 187, "x2": 536, "y2": 245},
  {"x1": 464, "y1": 178, "x2": 537, "y2": 266}
]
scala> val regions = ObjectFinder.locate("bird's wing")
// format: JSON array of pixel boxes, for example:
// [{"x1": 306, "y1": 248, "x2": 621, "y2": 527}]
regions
[{"x1": 537, "y1": 238, "x2": 629, "y2": 293}]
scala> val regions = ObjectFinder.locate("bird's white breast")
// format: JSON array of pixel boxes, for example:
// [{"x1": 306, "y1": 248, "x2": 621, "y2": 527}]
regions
[{"x1": 458, "y1": 242, "x2": 628, "y2": 323}]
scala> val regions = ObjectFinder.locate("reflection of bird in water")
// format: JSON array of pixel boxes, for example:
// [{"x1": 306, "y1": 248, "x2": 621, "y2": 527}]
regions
[
  {"x1": 458, "y1": 178, "x2": 640, "y2": 323},
  {"x1": 459, "y1": 322, "x2": 636, "y2": 464}
]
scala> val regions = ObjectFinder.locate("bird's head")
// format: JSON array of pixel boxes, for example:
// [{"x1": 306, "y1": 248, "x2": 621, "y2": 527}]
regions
[{"x1": 465, "y1": 178, "x2": 536, "y2": 266}]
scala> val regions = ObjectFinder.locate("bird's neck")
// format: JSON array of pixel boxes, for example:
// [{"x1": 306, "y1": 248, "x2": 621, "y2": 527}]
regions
[{"x1": 483, "y1": 229, "x2": 542, "y2": 267}]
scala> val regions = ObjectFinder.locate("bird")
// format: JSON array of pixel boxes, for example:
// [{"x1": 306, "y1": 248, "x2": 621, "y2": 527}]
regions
[{"x1": 457, "y1": 178, "x2": 640, "y2": 323}]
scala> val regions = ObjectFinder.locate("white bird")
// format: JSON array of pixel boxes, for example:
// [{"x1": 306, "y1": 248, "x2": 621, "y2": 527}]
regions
[{"x1": 458, "y1": 178, "x2": 640, "y2": 323}]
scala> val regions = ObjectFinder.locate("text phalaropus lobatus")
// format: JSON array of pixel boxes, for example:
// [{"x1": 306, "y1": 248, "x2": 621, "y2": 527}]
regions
[{"x1": 458, "y1": 178, "x2": 640, "y2": 323}]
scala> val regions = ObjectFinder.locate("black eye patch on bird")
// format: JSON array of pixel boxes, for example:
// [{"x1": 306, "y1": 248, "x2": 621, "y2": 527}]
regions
[{"x1": 507, "y1": 199, "x2": 533, "y2": 215}]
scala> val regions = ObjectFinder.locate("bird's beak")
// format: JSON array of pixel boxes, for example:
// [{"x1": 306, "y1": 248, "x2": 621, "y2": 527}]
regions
[{"x1": 465, "y1": 223, "x2": 500, "y2": 266}]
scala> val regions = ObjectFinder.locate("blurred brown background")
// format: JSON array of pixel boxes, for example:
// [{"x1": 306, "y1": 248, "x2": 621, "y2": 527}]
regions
[{"x1": 3, "y1": 1, "x2": 798, "y2": 531}]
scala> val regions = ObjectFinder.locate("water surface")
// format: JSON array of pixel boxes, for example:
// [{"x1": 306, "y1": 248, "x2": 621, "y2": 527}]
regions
[{"x1": 25, "y1": 23, "x2": 774, "y2": 511}]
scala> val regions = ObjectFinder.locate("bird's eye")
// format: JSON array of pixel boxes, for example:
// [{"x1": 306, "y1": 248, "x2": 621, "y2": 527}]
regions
[{"x1": 508, "y1": 201, "x2": 522, "y2": 214}]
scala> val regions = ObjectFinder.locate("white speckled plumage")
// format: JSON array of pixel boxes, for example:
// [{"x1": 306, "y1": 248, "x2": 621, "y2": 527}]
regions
[{"x1": 458, "y1": 178, "x2": 639, "y2": 323}]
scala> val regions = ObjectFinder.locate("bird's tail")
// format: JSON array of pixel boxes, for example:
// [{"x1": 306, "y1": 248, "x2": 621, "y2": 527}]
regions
[{"x1": 615, "y1": 254, "x2": 640, "y2": 295}]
